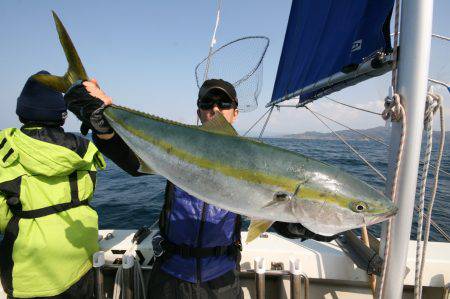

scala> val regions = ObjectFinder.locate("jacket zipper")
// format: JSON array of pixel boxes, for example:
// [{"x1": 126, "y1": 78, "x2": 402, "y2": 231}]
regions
[{"x1": 196, "y1": 202, "x2": 208, "y2": 283}]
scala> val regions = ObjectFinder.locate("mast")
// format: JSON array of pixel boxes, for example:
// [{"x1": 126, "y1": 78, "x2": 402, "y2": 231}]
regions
[{"x1": 382, "y1": 0, "x2": 434, "y2": 298}]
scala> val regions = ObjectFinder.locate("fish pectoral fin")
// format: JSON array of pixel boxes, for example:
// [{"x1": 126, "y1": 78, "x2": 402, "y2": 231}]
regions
[
  {"x1": 261, "y1": 200, "x2": 280, "y2": 208},
  {"x1": 137, "y1": 157, "x2": 156, "y2": 174},
  {"x1": 32, "y1": 11, "x2": 88, "y2": 93},
  {"x1": 246, "y1": 219, "x2": 274, "y2": 243},
  {"x1": 199, "y1": 113, "x2": 238, "y2": 136}
]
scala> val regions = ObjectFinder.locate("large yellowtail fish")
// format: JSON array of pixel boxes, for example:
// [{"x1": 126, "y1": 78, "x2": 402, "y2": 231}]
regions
[{"x1": 34, "y1": 12, "x2": 397, "y2": 242}]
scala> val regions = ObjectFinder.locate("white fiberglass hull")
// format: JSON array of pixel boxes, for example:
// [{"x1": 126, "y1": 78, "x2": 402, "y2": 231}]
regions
[{"x1": 1, "y1": 229, "x2": 448, "y2": 299}]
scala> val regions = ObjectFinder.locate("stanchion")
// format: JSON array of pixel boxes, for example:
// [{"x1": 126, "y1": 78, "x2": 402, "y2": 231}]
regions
[
  {"x1": 290, "y1": 258, "x2": 302, "y2": 299},
  {"x1": 254, "y1": 257, "x2": 266, "y2": 299},
  {"x1": 93, "y1": 251, "x2": 105, "y2": 299},
  {"x1": 122, "y1": 254, "x2": 135, "y2": 299}
]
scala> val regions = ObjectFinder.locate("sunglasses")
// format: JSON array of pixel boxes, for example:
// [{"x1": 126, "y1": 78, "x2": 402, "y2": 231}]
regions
[{"x1": 197, "y1": 97, "x2": 237, "y2": 110}]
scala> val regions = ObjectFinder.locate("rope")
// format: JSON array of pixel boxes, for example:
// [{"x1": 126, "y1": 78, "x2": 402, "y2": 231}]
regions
[
  {"x1": 305, "y1": 106, "x2": 387, "y2": 181},
  {"x1": 149, "y1": 219, "x2": 159, "y2": 230},
  {"x1": 428, "y1": 78, "x2": 449, "y2": 89},
  {"x1": 415, "y1": 93, "x2": 445, "y2": 299},
  {"x1": 325, "y1": 96, "x2": 382, "y2": 115},
  {"x1": 243, "y1": 108, "x2": 272, "y2": 137},
  {"x1": 112, "y1": 241, "x2": 147, "y2": 299},
  {"x1": 112, "y1": 264, "x2": 123, "y2": 299},
  {"x1": 414, "y1": 205, "x2": 450, "y2": 242},
  {"x1": 392, "y1": 33, "x2": 450, "y2": 42},
  {"x1": 432, "y1": 33, "x2": 450, "y2": 42},
  {"x1": 427, "y1": 163, "x2": 450, "y2": 177},
  {"x1": 381, "y1": 93, "x2": 404, "y2": 122},
  {"x1": 203, "y1": 0, "x2": 223, "y2": 81},
  {"x1": 293, "y1": 99, "x2": 450, "y2": 245},
  {"x1": 294, "y1": 103, "x2": 450, "y2": 242},
  {"x1": 278, "y1": 101, "x2": 450, "y2": 179},
  {"x1": 435, "y1": 167, "x2": 449, "y2": 176},
  {"x1": 306, "y1": 107, "x2": 389, "y2": 146},
  {"x1": 377, "y1": 95, "x2": 406, "y2": 299},
  {"x1": 258, "y1": 106, "x2": 274, "y2": 140}
]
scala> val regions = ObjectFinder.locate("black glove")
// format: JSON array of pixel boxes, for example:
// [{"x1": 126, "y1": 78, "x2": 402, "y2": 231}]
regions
[
  {"x1": 64, "y1": 81, "x2": 113, "y2": 135},
  {"x1": 271, "y1": 221, "x2": 338, "y2": 242}
]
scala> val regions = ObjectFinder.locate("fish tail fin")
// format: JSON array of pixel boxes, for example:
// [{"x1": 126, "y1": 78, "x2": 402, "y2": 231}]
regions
[
  {"x1": 246, "y1": 219, "x2": 274, "y2": 243},
  {"x1": 33, "y1": 11, "x2": 88, "y2": 92}
]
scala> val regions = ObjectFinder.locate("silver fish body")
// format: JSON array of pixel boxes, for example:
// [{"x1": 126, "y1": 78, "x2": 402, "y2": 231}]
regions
[{"x1": 105, "y1": 106, "x2": 397, "y2": 236}]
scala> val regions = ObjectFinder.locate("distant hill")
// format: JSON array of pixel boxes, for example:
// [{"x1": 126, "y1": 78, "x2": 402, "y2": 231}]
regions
[{"x1": 283, "y1": 127, "x2": 449, "y2": 141}]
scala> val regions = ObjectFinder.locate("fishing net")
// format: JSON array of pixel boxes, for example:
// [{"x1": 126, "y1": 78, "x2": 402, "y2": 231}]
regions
[{"x1": 195, "y1": 36, "x2": 270, "y2": 112}]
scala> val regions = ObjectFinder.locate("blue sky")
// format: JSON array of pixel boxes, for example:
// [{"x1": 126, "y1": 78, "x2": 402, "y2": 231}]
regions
[{"x1": 1, "y1": 1, "x2": 449, "y2": 136}]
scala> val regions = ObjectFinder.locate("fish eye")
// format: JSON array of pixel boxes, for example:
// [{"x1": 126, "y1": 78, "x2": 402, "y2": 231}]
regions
[
  {"x1": 273, "y1": 191, "x2": 290, "y2": 202},
  {"x1": 351, "y1": 201, "x2": 368, "y2": 213}
]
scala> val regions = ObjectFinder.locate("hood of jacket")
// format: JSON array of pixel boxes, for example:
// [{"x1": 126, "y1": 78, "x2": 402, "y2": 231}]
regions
[{"x1": 0, "y1": 127, "x2": 105, "y2": 177}]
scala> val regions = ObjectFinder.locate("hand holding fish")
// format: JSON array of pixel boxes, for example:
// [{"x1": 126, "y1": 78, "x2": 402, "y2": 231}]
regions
[
  {"x1": 83, "y1": 78, "x2": 113, "y2": 106},
  {"x1": 64, "y1": 80, "x2": 114, "y2": 137}
]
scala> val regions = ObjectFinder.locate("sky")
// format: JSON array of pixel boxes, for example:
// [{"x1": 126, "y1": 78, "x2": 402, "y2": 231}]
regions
[{"x1": 0, "y1": 1, "x2": 449, "y2": 136}]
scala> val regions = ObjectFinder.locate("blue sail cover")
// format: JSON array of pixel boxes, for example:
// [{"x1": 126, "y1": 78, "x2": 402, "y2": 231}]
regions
[{"x1": 270, "y1": 0, "x2": 394, "y2": 105}]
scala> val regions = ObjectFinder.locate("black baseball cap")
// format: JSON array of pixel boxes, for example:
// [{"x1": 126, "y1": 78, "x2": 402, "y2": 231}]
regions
[{"x1": 198, "y1": 79, "x2": 238, "y2": 105}]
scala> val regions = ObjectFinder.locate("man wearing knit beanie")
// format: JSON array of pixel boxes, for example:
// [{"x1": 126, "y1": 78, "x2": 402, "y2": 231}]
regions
[
  {"x1": 0, "y1": 71, "x2": 105, "y2": 298},
  {"x1": 16, "y1": 70, "x2": 68, "y2": 126}
]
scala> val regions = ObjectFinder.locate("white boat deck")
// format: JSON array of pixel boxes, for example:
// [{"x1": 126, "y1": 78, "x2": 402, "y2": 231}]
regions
[
  {"x1": 1, "y1": 229, "x2": 448, "y2": 299},
  {"x1": 98, "y1": 229, "x2": 450, "y2": 287}
]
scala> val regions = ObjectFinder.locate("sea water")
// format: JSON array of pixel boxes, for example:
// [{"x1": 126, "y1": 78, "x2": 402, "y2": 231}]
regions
[{"x1": 93, "y1": 138, "x2": 449, "y2": 242}]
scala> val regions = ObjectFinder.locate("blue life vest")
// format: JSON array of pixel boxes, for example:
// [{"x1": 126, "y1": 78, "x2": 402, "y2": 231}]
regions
[{"x1": 158, "y1": 183, "x2": 241, "y2": 283}]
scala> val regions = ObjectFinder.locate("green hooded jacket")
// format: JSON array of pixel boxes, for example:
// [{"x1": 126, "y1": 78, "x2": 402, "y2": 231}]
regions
[{"x1": 0, "y1": 127, "x2": 105, "y2": 298}]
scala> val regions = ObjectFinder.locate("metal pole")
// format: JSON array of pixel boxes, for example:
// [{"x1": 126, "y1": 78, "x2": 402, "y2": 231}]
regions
[
  {"x1": 254, "y1": 257, "x2": 266, "y2": 299},
  {"x1": 93, "y1": 252, "x2": 105, "y2": 299},
  {"x1": 289, "y1": 259, "x2": 302, "y2": 299},
  {"x1": 301, "y1": 274, "x2": 310, "y2": 299},
  {"x1": 122, "y1": 254, "x2": 135, "y2": 299},
  {"x1": 381, "y1": 0, "x2": 434, "y2": 298}
]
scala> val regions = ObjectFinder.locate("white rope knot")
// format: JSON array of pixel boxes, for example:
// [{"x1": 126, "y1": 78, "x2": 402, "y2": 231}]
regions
[
  {"x1": 382, "y1": 93, "x2": 404, "y2": 122},
  {"x1": 425, "y1": 93, "x2": 442, "y2": 122}
]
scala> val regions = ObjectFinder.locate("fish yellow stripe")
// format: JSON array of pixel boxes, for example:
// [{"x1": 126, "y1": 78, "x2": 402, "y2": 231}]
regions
[{"x1": 106, "y1": 109, "x2": 359, "y2": 210}]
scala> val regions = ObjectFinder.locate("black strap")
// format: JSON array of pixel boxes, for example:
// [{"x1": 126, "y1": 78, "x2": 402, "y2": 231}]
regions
[
  {"x1": 6, "y1": 171, "x2": 90, "y2": 219},
  {"x1": 159, "y1": 182, "x2": 175, "y2": 234},
  {"x1": 88, "y1": 171, "x2": 97, "y2": 191},
  {"x1": 10, "y1": 200, "x2": 89, "y2": 219},
  {"x1": 2, "y1": 149, "x2": 14, "y2": 163},
  {"x1": 161, "y1": 239, "x2": 239, "y2": 259},
  {"x1": 0, "y1": 138, "x2": 6, "y2": 150},
  {"x1": 234, "y1": 215, "x2": 242, "y2": 249},
  {"x1": 69, "y1": 172, "x2": 80, "y2": 204}
]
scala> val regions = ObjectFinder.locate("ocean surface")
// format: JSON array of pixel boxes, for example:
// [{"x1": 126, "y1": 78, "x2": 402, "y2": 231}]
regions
[{"x1": 92, "y1": 138, "x2": 450, "y2": 242}]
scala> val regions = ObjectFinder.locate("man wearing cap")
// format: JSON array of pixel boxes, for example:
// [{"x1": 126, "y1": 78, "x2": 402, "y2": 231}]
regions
[
  {"x1": 64, "y1": 78, "x2": 243, "y2": 298},
  {"x1": 64, "y1": 78, "x2": 338, "y2": 298},
  {"x1": 0, "y1": 71, "x2": 105, "y2": 298}
]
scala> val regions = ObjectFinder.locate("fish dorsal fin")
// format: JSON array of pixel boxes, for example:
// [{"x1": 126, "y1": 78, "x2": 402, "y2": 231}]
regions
[
  {"x1": 246, "y1": 219, "x2": 274, "y2": 243},
  {"x1": 199, "y1": 113, "x2": 238, "y2": 136}
]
